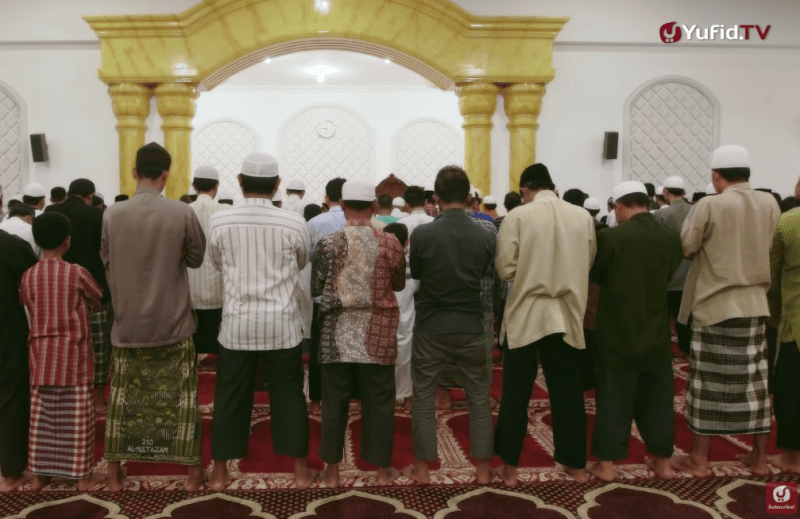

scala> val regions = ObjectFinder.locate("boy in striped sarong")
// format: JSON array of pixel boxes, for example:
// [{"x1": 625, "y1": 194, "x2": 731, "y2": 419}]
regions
[{"x1": 20, "y1": 213, "x2": 105, "y2": 490}]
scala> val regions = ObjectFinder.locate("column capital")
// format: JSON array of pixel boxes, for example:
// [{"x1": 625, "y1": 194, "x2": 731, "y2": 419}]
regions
[
  {"x1": 502, "y1": 83, "x2": 545, "y2": 130},
  {"x1": 456, "y1": 82, "x2": 500, "y2": 128},
  {"x1": 110, "y1": 83, "x2": 152, "y2": 130},
  {"x1": 155, "y1": 82, "x2": 198, "y2": 128}
]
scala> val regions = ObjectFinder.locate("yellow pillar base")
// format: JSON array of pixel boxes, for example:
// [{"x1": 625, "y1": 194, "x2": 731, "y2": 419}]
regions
[
  {"x1": 155, "y1": 83, "x2": 199, "y2": 200},
  {"x1": 503, "y1": 83, "x2": 545, "y2": 193},
  {"x1": 457, "y1": 82, "x2": 500, "y2": 198},
  {"x1": 110, "y1": 83, "x2": 152, "y2": 197}
]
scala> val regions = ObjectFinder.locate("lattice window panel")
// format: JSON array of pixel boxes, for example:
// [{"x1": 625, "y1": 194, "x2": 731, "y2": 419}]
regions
[
  {"x1": 281, "y1": 106, "x2": 373, "y2": 206},
  {"x1": 394, "y1": 120, "x2": 460, "y2": 188},
  {"x1": 0, "y1": 88, "x2": 23, "y2": 199},
  {"x1": 192, "y1": 121, "x2": 259, "y2": 203},
  {"x1": 627, "y1": 81, "x2": 716, "y2": 194}
]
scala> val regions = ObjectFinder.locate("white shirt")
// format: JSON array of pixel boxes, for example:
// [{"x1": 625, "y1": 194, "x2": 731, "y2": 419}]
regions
[
  {"x1": 283, "y1": 193, "x2": 311, "y2": 217},
  {"x1": 208, "y1": 198, "x2": 311, "y2": 351},
  {"x1": 0, "y1": 217, "x2": 40, "y2": 257},
  {"x1": 188, "y1": 194, "x2": 227, "y2": 309},
  {"x1": 397, "y1": 209, "x2": 435, "y2": 240}
]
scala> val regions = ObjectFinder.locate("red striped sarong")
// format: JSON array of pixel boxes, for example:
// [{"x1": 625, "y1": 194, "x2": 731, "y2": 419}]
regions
[{"x1": 29, "y1": 385, "x2": 95, "y2": 479}]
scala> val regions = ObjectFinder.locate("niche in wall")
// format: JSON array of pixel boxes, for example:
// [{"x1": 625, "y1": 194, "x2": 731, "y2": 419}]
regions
[
  {"x1": 393, "y1": 118, "x2": 461, "y2": 189},
  {"x1": 192, "y1": 119, "x2": 260, "y2": 203},
  {"x1": 0, "y1": 80, "x2": 28, "y2": 198}
]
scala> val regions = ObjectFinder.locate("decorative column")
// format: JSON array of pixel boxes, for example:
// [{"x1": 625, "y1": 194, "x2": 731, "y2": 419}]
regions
[
  {"x1": 110, "y1": 84, "x2": 152, "y2": 197},
  {"x1": 503, "y1": 83, "x2": 545, "y2": 192},
  {"x1": 155, "y1": 83, "x2": 199, "y2": 200},
  {"x1": 456, "y1": 82, "x2": 500, "y2": 197}
]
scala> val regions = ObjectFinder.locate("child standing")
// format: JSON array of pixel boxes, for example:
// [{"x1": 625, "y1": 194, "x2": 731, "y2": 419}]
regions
[{"x1": 20, "y1": 213, "x2": 104, "y2": 490}]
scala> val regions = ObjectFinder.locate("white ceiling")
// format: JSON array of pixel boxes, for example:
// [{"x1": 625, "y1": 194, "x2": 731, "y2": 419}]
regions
[{"x1": 219, "y1": 50, "x2": 437, "y2": 88}]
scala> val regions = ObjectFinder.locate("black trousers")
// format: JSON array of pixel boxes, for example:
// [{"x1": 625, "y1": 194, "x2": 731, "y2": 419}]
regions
[
  {"x1": 581, "y1": 329, "x2": 596, "y2": 391},
  {"x1": 666, "y1": 291, "x2": 691, "y2": 355},
  {"x1": 495, "y1": 334, "x2": 587, "y2": 469},
  {"x1": 0, "y1": 376, "x2": 29, "y2": 477},
  {"x1": 319, "y1": 363, "x2": 395, "y2": 467},
  {"x1": 766, "y1": 328, "x2": 778, "y2": 394},
  {"x1": 193, "y1": 308, "x2": 222, "y2": 355},
  {"x1": 591, "y1": 365, "x2": 674, "y2": 460},
  {"x1": 211, "y1": 344, "x2": 309, "y2": 460},
  {"x1": 774, "y1": 342, "x2": 800, "y2": 451},
  {"x1": 309, "y1": 303, "x2": 322, "y2": 402}
]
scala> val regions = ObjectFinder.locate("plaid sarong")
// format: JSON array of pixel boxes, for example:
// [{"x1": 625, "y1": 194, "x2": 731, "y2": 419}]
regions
[
  {"x1": 30, "y1": 385, "x2": 95, "y2": 479},
  {"x1": 686, "y1": 317, "x2": 771, "y2": 435},
  {"x1": 440, "y1": 313, "x2": 495, "y2": 389},
  {"x1": 104, "y1": 338, "x2": 201, "y2": 465},
  {"x1": 90, "y1": 303, "x2": 113, "y2": 387}
]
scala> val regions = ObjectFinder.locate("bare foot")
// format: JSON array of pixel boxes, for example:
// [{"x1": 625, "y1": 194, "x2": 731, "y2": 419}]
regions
[
  {"x1": 377, "y1": 467, "x2": 400, "y2": 486},
  {"x1": 321, "y1": 464, "x2": 340, "y2": 488},
  {"x1": 736, "y1": 452, "x2": 770, "y2": 475},
  {"x1": 671, "y1": 455, "x2": 710, "y2": 477},
  {"x1": 489, "y1": 397, "x2": 499, "y2": 409},
  {"x1": 1, "y1": 473, "x2": 32, "y2": 492},
  {"x1": 308, "y1": 401, "x2": 321, "y2": 414},
  {"x1": 587, "y1": 462, "x2": 614, "y2": 482},
  {"x1": 185, "y1": 464, "x2": 207, "y2": 492},
  {"x1": 94, "y1": 388, "x2": 108, "y2": 414},
  {"x1": 644, "y1": 456, "x2": 673, "y2": 479},
  {"x1": 78, "y1": 472, "x2": 107, "y2": 491},
  {"x1": 209, "y1": 461, "x2": 229, "y2": 492},
  {"x1": 564, "y1": 465, "x2": 589, "y2": 483},
  {"x1": 401, "y1": 462, "x2": 431, "y2": 484},
  {"x1": 30, "y1": 475, "x2": 50, "y2": 491},
  {"x1": 768, "y1": 453, "x2": 800, "y2": 473},
  {"x1": 475, "y1": 459, "x2": 492, "y2": 484},
  {"x1": 403, "y1": 397, "x2": 413, "y2": 412},
  {"x1": 294, "y1": 469, "x2": 319, "y2": 490},
  {"x1": 435, "y1": 389, "x2": 452, "y2": 411},
  {"x1": 494, "y1": 465, "x2": 518, "y2": 487}
]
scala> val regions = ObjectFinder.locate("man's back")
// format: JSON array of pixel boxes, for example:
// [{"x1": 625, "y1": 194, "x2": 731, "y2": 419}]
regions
[
  {"x1": 188, "y1": 194, "x2": 226, "y2": 309},
  {"x1": 102, "y1": 188, "x2": 205, "y2": 348},
  {"x1": 770, "y1": 207, "x2": 800, "y2": 347},
  {"x1": 0, "y1": 230, "x2": 37, "y2": 382},
  {"x1": 654, "y1": 198, "x2": 693, "y2": 291}
]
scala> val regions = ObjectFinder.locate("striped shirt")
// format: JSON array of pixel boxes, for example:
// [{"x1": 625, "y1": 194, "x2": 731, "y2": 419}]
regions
[
  {"x1": 20, "y1": 259, "x2": 103, "y2": 386},
  {"x1": 188, "y1": 194, "x2": 227, "y2": 309},
  {"x1": 208, "y1": 198, "x2": 311, "y2": 351}
]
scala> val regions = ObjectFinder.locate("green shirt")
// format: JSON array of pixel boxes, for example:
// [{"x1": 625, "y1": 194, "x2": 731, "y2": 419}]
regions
[
  {"x1": 376, "y1": 214, "x2": 399, "y2": 225},
  {"x1": 590, "y1": 212, "x2": 683, "y2": 372},
  {"x1": 769, "y1": 207, "x2": 800, "y2": 354}
]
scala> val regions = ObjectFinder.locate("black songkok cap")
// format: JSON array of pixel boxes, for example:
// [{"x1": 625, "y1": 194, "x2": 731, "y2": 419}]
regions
[
  {"x1": 67, "y1": 178, "x2": 95, "y2": 196},
  {"x1": 520, "y1": 163, "x2": 553, "y2": 188},
  {"x1": 136, "y1": 142, "x2": 172, "y2": 172}
]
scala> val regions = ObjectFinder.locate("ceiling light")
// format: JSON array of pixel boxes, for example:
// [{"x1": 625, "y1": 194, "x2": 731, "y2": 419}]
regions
[
  {"x1": 302, "y1": 63, "x2": 340, "y2": 83},
  {"x1": 265, "y1": 58, "x2": 272, "y2": 63},
  {"x1": 314, "y1": 0, "x2": 330, "y2": 14},
  {"x1": 384, "y1": 58, "x2": 391, "y2": 64}
]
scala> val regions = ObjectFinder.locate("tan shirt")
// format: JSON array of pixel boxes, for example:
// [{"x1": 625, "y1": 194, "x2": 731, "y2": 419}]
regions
[
  {"x1": 102, "y1": 187, "x2": 206, "y2": 348},
  {"x1": 679, "y1": 182, "x2": 779, "y2": 327},
  {"x1": 497, "y1": 190, "x2": 597, "y2": 350}
]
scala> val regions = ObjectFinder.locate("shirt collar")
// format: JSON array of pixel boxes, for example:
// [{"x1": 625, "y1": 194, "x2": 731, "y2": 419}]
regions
[
  {"x1": 237, "y1": 197, "x2": 274, "y2": 208},
  {"x1": 346, "y1": 218, "x2": 372, "y2": 227},
  {"x1": 328, "y1": 206, "x2": 343, "y2": 213},
  {"x1": 721, "y1": 182, "x2": 751, "y2": 193},
  {"x1": 134, "y1": 186, "x2": 163, "y2": 196},
  {"x1": 410, "y1": 209, "x2": 427, "y2": 215},
  {"x1": 533, "y1": 190, "x2": 557, "y2": 202},
  {"x1": 195, "y1": 194, "x2": 214, "y2": 202}
]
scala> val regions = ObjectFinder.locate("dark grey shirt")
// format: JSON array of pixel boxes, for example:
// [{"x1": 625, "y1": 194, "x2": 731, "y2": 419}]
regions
[
  {"x1": 410, "y1": 209, "x2": 495, "y2": 334},
  {"x1": 653, "y1": 198, "x2": 693, "y2": 291}
]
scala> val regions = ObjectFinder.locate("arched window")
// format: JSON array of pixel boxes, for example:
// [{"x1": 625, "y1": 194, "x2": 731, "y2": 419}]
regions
[
  {"x1": 192, "y1": 119, "x2": 260, "y2": 204},
  {"x1": 0, "y1": 80, "x2": 28, "y2": 198},
  {"x1": 393, "y1": 118, "x2": 461, "y2": 188},
  {"x1": 624, "y1": 77, "x2": 719, "y2": 194}
]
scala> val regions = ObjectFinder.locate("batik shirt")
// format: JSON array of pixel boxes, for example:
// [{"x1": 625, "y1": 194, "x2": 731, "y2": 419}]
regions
[{"x1": 312, "y1": 219, "x2": 406, "y2": 365}]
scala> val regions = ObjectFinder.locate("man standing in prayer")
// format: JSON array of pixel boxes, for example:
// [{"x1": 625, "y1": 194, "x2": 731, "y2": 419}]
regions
[
  {"x1": 307, "y1": 177, "x2": 348, "y2": 413},
  {"x1": 101, "y1": 142, "x2": 206, "y2": 492},
  {"x1": 0, "y1": 228, "x2": 38, "y2": 491},
  {"x1": 653, "y1": 175, "x2": 694, "y2": 356},
  {"x1": 45, "y1": 179, "x2": 112, "y2": 412},
  {"x1": 22, "y1": 183, "x2": 46, "y2": 216},
  {"x1": 768, "y1": 173, "x2": 800, "y2": 473},
  {"x1": 375, "y1": 194, "x2": 399, "y2": 224},
  {"x1": 583, "y1": 198, "x2": 602, "y2": 221},
  {"x1": 494, "y1": 163, "x2": 596, "y2": 486},
  {"x1": 50, "y1": 187, "x2": 66, "y2": 205},
  {"x1": 494, "y1": 192, "x2": 522, "y2": 230},
  {"x1": 188, "y1": 166, "x2": 226, "y2": 356},
  {"x1": 312, "y1": 180, "x2": 405, "y2": 487},
  {"x1": 397, "y1": 186, "x2": 434, "y2": 238},
  {"x1": 284, "y1": 179, "x2": 311, "y2": 216},
  {"x1": 391, "y1": 197, "x2": 408, "y2": 219},
  {"x1": 403, "y1": 166, "x2": 495, "y2": 485},
  {"x1": 587, "y1": 181, "x2": 682, "y2": 482},
  {"x1": 482, "y1": 195, "x2": 499, "y2": 219},
  {"x1": 207, "y1": 152, "x2": 316, "y2": 491},
  {"x1": 672, "y1": 145, "x2": 779, "y2": 477},
  {"x1": 0, "y1": 205, "x2": 39, "y2": 256}
]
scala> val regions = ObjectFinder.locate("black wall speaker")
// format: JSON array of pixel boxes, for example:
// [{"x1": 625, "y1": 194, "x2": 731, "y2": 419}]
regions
[
  {"x1": 603, "y1": 131, "x2": 618, "y2": 160},
  {"x1": 30, "y1": 134, "x2": 48, "y2": 163}
]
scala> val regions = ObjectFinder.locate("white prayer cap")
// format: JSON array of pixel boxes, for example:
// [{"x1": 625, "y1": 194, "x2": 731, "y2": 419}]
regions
[
  {"x1": 484, "y1": 195, "x2": 497, "y2": 205},
  {"x1": 219, "y1": 191, "x2": 234, "y2": 200},
  {"x1": 23, "y1": 183, "x2": 46, "y2": 198},
  {"x1": 341, "y1": 180, "x2": 376, "y2": 202},
  {"x1": 655, "y1": 186, "x2": 664, "y2": 196},
  {"x1": 663, "y1": 175, "x2": 685, "y2": 190},
  {"x1": 706, "y1": 183, "x2": 716, "y2": 194},
  {"x1": 470, "y1": 186, "x2": 482, "y2": 199},
  {"x1": 272, "y1": 189, "x2": 282, "y2": 202},
  {"x1": 241, "y1": 152, "x2": 279, "y2": 178},
  {"x1": 392, "y1": 197, "x2": 405, "y2": 207},
  {"x1": 583, "y1": 197, "x2": 601, "y2": 211},
  {"x1": 286, "y1": 179, "x2": 305, "y2": 191},
  {"x1": 9, "y1": 194, "x2": 23, "y2": 203},
  {"x1": 194, "y1": 165, "x2": 219, "y2": 181},
  {"x1": 711, "y1": 145, "x2": 749, "y2": 170},
  {"x1": 613, "y1": 181, "x2": 647, "y2": 202}
]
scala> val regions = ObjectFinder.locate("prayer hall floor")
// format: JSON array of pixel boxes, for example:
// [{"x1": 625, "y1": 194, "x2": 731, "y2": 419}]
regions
[{"x1": 1, "y1": 350, "x2": 794, "y2": 519}]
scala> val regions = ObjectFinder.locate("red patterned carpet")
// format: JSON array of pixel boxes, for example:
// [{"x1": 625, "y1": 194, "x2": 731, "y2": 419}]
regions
[{"x1": 2, "y1": 350, "x2": 797, "y2": 519}]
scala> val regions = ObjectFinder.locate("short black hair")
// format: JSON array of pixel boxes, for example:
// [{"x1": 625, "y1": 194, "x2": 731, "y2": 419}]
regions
[
  {"x1": 434, "y1": 165, "x2": 470, "y2": 204},
  {"x1": 655, "y1": 194, "x2": 666, "y2": 202},
  {"x1": 325, "y1": 178, "x2": 346, "y2": 202},
  {"x1": 50, "y1": 187, "x2": 66, "y2": 200},
  {"x1": 665, "y1": 188, "x2": 685, "y2": 197},
  {"x1": 771, "y1": 192, "x2": 782, "y2": 207},
  {"x1": 92, "y1": 196, "x2": 104, "y2": 207},
  {"x1": 303, "y1": 203, "x2": 322, "y2": 221},
  {"x1": 644, "y1": 183, "x2": 656, "y2": 197},
  {"x1": 68, "y1": 179, "x2": 95, "y2": 198},
  {"x1": 136, "y1": 163, "x2": 167, "y2": 180},
  {"x1": 9, "y1": 205, "x2": 34, "y2": 219},
  {"x1": 23, "y1": 195, "x2": 44, "y2": 206},
  {"x1": 780, "y1": 196, "x2": 798, "y2": 214},
  {"x1": 563, "y1": 188, "x2": 587, "y2": 207},
  {"x1": 180, "y1": 194, "x2": 193, "y2": 204},
  {"x1": 378, "y1": 194, "x2": 393, "y2": 209},
  {"x1": 343, "y1": 200, "x2": 374, "y2": 211},
  {"x1": 32, "y1": 212, "x2": 71, "y2": 250},
  {"x1": 192, "y1": 178, "x2": 219, "y2": 192},
  {"x1": 504, "y1": 192, "x2": 522, "y2": 212},
  {"x1": 692, "y1": 192, "x2": 707, "y2": 203},
  {"x1": 715, "y1": 167, "x2": 750, "y2": 182},
  {"x1": 241, "y1": 174, "x2": 279, "y2": 196},
  {"x1": 404, "y1": 186, "x2": 425, "y2": 208},
  {"x1": 219, "y1": 199, "x2": 234, "y2": 205},
  {"x1": 287, "y1": 189, "x2": 304, "y2": 195},
  {"x1": 8, "y1": 199, "x2": 22, "y2": 209},
  {"x1": 615, "y1": 192, "x2": 651, "y2": 209},
  {"x1": 114, "y1": 194, "x2": 129, "y2": 202},
  {"x1": 383, "y1": 222, "x2": 408, "y2": 246},
  {"x1": 424, "y1": 191, "x2": 435, "y2": 205}
]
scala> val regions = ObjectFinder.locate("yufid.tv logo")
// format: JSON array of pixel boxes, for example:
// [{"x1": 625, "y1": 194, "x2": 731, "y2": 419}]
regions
[
  {"x1": 766, "y1": 482, "x2": 798, "y2": 514},
  {"x1": 659, "y1": 22, "x2": 771, "y2": 43}
]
